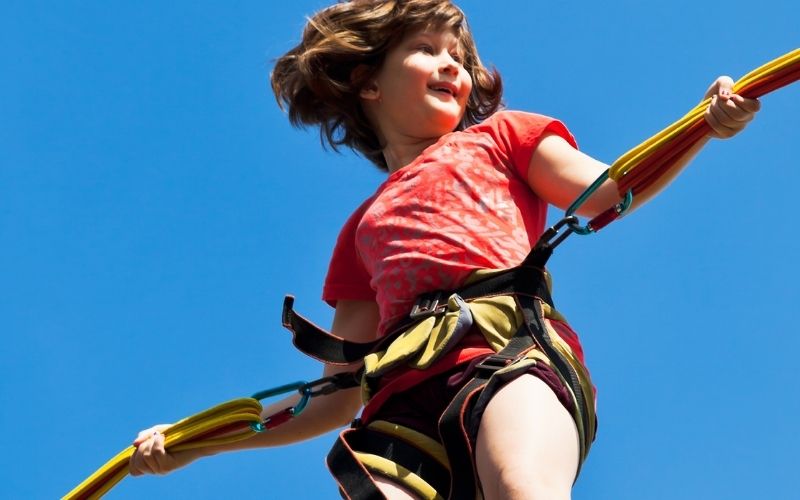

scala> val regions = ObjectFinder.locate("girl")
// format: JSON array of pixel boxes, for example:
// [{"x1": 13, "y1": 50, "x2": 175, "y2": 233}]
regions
[{"x1": 128, "y1": 1, "x2": 760, "y2": 499}]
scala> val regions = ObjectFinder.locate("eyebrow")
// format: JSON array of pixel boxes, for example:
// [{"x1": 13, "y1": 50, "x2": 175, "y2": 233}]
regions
[{"x1": 408, "y1": 31, "x2": 463, "y2": 51}]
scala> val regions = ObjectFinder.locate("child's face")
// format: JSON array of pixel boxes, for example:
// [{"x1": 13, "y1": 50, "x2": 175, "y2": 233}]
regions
[{"x1": 365, "y1": 27, "x2": 473, "y2": 142}]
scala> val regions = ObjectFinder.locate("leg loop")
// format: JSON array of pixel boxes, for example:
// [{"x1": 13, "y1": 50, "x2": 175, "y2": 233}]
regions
[
  {"x1": 328, "y1": 421, "x2": 452, "y2": 500},
  {"x1": 438, "y1": 296, "x2": 596, "y2": 498}
]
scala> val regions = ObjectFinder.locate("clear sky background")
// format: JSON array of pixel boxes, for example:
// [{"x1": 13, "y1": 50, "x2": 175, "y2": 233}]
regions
[{"x1": 2, "y1": 1, "x2": 798, "y2": 499}]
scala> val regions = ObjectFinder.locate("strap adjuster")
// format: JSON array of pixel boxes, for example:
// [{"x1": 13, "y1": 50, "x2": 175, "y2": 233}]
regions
[
  {"x1": 475, "y1": 353, "x2": 518, "y2": 374},
  {"x1": 409, "y1": 291, "x2": 447, "y2": 319}
]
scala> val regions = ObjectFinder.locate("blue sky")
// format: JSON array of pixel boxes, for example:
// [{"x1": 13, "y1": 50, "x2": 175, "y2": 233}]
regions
[{"x1": 2, "y1": 1, "x2": 798, "y2": 499}]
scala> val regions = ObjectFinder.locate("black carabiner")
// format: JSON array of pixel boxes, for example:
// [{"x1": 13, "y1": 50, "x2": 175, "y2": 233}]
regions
[
  {"x1": 535, "y1": 215, "x2": 579, "y2": 252},
  {"x1": 300, "y1": 372, "x2": 361, "y2": 397}
]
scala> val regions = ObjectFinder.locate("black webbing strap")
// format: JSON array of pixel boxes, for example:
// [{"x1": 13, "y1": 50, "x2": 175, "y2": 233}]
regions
[
  {"x1": 282, "y1": 296, "x2": 381, "y2": 365},
  {"x1": 328, "y1": 427, "x2": 387, "y2": 500},
  {"x1": 517, "y1": 294, "x2": 592, "y2": 469},
  {"x1": 282, "y1": 255, "x2": 554, "y2": 365},
  {"x1": 327, "y1": 424, "x2": 451, "y2": 499}
]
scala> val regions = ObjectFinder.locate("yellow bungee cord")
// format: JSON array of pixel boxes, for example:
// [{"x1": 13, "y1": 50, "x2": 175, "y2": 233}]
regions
[
  {"x1": 611, "y1": 48, "x2": 800, "y2": 182},
  {"x1": 63, "y1": 377, "x2": 341, "y2": 500},
  {"x1": 64, "y1": 398, "x2": 263, "y2": 499},
  {"x1": 560, "y1": 47, "x2": 799, "y2": 236}
]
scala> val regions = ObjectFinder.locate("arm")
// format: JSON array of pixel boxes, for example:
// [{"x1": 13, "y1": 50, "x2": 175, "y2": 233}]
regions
[
  {"x1": 129, "y1": 299, "x2": 380, "y2": 475},
  {"x1": 528, "y1": 77, "x2": 761, "y2": 217}
]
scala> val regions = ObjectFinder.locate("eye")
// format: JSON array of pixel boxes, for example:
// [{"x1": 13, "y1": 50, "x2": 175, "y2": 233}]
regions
[
  {"x1": 417, "y1": 44, "x2": 434, "y2": 54},
  {"x1": 450, "y1": 52, "x2": 463, "y2": 64}
]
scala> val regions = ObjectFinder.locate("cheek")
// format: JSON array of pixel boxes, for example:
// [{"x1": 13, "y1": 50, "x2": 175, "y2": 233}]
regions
[
  {"x1": 403, "y1": 56, "x2": 433, "y2": 78},
  {"x1": 461, "y1": 72, "x2": 474, "y2": 104}
]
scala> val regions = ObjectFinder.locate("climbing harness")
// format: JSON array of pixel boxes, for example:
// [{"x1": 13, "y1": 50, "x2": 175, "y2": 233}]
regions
[
  {"x1": 285, "y1": 244, "x2": 595, "y2": 499},
  {"x1": 66, "y1": 48, "x2": 799, "y2": 500}
]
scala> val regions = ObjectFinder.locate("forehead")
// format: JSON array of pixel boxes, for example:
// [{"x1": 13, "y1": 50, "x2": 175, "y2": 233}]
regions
[{"x1": 400, "y1": 25, "x2": 465, "y2": 47}]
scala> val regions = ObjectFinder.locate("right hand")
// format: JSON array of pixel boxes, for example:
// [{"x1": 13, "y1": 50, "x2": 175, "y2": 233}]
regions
[
  {"x1": 129, "y1": 424, "x2": 197, "y2": 476},
  {"x1": 703, "y1": 76, "x2": 761, "y2": 139}
]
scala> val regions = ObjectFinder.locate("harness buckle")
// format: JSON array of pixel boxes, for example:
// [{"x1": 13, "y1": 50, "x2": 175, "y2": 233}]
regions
[
  {"x1": 474, "y1": 353, "x2": 519, "y2": 374},
  {"x1": 409, "y1": 291, "x2": 447, "y2": 319}
]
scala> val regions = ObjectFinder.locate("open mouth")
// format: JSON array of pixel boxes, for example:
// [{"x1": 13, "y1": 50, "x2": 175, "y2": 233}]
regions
[{"x1": 429, "y1": 84, "x2": 457, "y2": 98}]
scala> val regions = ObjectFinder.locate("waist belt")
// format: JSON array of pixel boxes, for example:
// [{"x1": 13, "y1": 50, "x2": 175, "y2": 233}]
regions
[{"x1": 281, "y1": 255, "x2": 555, "y2": 367}]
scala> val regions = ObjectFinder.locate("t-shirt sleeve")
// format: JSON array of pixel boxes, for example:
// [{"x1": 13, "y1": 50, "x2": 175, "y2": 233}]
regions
[
  {"x1": 479, "y1": 110, "x2": 578, "y2": 179},
  {"x1": 322, "y1": 200, "x2": 376, "y2": 307}
]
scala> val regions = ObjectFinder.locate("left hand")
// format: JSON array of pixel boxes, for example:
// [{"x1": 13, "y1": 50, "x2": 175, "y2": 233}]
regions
[{"x1": 704, "y1": 76, "x2": 761, "y2": 139}]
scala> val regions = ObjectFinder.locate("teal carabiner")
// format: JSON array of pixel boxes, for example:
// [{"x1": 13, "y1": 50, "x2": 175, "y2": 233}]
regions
[
  {"x1": 251, "y1": 381, "x2": 306, "y2": 402},
  {"x1": 566, "y1": 170, "x2": 609, "y2": 221},
  {"x1": 247, "y1": 373, "x2": 360, "y2": 432},
  {"x1": 564, "y1": 169, "x2": 633, "y2": 235},
  {"x1": 292, "y1": 385, "x2": 313, "y2": 415},
  {"x1": 249, "y1": 381, "x2": 312, "y2": 432}
]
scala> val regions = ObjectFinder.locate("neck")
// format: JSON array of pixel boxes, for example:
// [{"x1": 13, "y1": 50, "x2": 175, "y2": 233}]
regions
[{"x1": 382, "y1": 136, "x2": 440, "y2": 173}]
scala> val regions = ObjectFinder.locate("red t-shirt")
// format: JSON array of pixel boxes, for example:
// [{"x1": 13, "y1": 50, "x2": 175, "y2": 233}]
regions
[{"x1": 323, "y1": 110, "x2": 577, "y2": 334}]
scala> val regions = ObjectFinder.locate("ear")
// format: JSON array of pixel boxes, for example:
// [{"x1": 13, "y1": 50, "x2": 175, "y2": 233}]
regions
[
  {"x1": 351, "y1": 64, "x2": 380, "y2": 101},
  {"x1": 359, "y1": 81, "x2": 380, "y2": 101}
]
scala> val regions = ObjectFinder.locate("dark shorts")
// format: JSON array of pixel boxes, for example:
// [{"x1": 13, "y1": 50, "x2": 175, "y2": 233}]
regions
[{"x1": 368, "y1": 349, "x2": 576, "y2": 441}]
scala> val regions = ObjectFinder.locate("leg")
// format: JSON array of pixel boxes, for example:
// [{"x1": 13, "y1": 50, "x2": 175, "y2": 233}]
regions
[{"x1": 475, "y1": 374, "x2": 579, "y2": 500}]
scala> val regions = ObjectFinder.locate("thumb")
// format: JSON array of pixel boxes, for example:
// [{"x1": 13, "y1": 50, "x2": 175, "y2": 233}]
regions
[
  {"x1": 704, "y1": 75, "x2": 735, "y2": 100},
  {"x1": 133, "y1": 424, "x2": 172, "y2": 446}
]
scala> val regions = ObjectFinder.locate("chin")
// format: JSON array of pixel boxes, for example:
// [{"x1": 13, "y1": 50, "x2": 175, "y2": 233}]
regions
[
  {"x1": 429, "y1": 110, "x2": 464, "y2": 134},
  {"x1": 421, "y1": 120, "x2": 460, "y2": 139}
]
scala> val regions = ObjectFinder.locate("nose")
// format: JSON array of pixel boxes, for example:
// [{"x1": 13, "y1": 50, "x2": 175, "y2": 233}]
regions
[{"x1": 439, "y1": 55, "x2": 458, "y2": 76}]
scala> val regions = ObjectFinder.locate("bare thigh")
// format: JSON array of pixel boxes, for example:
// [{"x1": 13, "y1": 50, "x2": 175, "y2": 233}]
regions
[{"x1": 475, "y1": 374, "x2": 579, "y2": 500}]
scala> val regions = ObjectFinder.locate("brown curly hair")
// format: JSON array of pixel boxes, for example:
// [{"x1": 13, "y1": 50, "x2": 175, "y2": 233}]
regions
[{"x1": 271, "y1": 0, "x2": 504, "y2": 170}]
